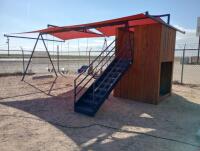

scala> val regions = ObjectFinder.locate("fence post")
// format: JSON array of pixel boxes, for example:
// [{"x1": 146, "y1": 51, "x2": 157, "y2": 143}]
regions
[
  {"x1": 197, "y1": 36, "x2": 200, "y2": 64},
  {"x1": 181, "y1": 44, "x2": 186, "y2": 84},
  {"x1": 89, "y1": 49, "x2": 91, "y2": 64},
  {"x1": 20, "y1": 47, "x2": 25, "y2": 74},
  {"x1": 57, "y1": 45, "x2": 59, "y2": 71},
  {"x1": 7, "y1": 37, "x2": 10, "y2": 56}
]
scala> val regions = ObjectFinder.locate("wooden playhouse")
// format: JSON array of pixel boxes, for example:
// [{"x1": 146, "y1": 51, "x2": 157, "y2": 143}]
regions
[{"x1": 114, "y1": 22, "x2": 177, "y2": 104}]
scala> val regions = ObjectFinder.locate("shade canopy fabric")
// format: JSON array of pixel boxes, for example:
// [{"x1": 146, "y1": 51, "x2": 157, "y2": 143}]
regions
[
  {"x1": 18, "y1": 13, "x2": 183, "y2": 40},
  {"x1": 51, "y1": 30, "x2": 103, "y2": 40}
]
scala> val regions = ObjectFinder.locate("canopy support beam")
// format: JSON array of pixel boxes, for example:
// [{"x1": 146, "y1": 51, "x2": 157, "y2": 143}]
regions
[
  {"x1": 4, "y1": 34, "x2": 65, "y2": 43},
  {"x1": 145, "y1": 12, "x2": 185, "y2": 34},
  {"x1": 152, "y1": 14, "x2": 170, "y2": 24}
]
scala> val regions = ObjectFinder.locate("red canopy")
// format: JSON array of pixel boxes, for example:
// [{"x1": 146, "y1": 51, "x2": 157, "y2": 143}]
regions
[
  {"x1": 51, "y1": 30, "x2": 103, "y2": 40},
  {"x1": 17, "y1": 13, "x2": 183, "y2": 40}
]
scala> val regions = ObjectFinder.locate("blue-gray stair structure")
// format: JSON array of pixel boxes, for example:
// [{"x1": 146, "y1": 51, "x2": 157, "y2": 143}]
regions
[{"x1": 74, "y1": 58, "x2": 132, "y2": 116}]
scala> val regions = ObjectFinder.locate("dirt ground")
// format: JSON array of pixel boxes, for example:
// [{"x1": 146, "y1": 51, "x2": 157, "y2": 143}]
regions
[
  {"x1": 0, "y1": 75, "x2": 200, "y2": 151},
  {"x1": 173, "y1": 61, "x2": 200, "y2": 85}
]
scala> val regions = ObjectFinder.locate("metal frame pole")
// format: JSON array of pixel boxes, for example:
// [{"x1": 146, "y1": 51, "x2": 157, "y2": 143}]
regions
[
  {"x1": 89, "y1": 49, "x2": 91, "y2": 64},
  {"x1": 20, "y1": 47, "x2": 25, "y2": 73},
  {"x1": 21, "y1": 34, "x2": 41, "y2": 81},
  {"x1": 74, "y1": 80, "x2": 76, "y2": 105},
  {"x1": 40, "y1": 34, "x2": 58, "y2": 77},
  {"x1": 4, "y1": 34, "x2": 64, "y2": 43},
  {"x1": 181, "y1": 44, "x2": 186, "y2": 84},
  {"x1": 78, "y1": 39, "x2": 80, "y2": 56},
  {"x1": 197, "y1": 36, "x2": 200, "y2": 64},
  {"x1": 57, "y1": 45, "x2": 60, "y2": 71},
  {"x1": 7, "y1": 37, "x2": 10, "y2": 56},
  {"x1": 151, "y1": 13, "x2": 170, "y2": 24},
  {"x1": 167, "y1": 14, "x2": 171, "y2": 24}
]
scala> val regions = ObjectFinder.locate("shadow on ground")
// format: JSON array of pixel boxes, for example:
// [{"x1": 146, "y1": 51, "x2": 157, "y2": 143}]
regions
[{"x1": 0, "y1": 80, "x2": 200, "y2": 151}]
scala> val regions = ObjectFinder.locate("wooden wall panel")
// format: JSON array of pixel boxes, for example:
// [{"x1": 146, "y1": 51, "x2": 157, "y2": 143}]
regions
[
  {"x1": 134, "y1": 24, "x2": 162, "y2": 103},
  {"x1": 114, "y1": 28, "x2": 134, "y2": 98},
  {"x1": 114, "y1": 23, "x2": 176, "y2": 104},
  {"x1": 160, "y1": 25, "x2": 176, "y2": 97},
  {"x1": 160, "y1": 25, "x2": 176, "y2": 62}
]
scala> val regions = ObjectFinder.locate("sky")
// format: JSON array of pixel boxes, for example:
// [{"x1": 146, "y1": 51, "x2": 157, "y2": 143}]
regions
[{"x1": 0, "y1": 0, "x2": 199, "y2": 51}]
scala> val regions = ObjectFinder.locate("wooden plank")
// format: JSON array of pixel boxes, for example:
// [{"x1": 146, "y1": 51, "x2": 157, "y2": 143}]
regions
[
  {"x1": 134, "y1": 24, "x2": 161, "y2": 103},
  {"x1": 114, "y1": 24, "x2": 176, "y2": 104},
  {"x1": 114, "y1": 28, "x2": 134, "y2": 98},
  {"x1": 160, "y1": 25, "x2": 176, "y2": 62}
]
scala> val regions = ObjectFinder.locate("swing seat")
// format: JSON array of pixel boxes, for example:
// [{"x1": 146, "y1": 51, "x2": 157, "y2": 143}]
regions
[
  {"x1": 78, "y1": 65, "x2": 89, "y2": 74},
  {"x1": 60, "y1": 68, "x2": 68, "y2": 74},
  {"x1": 92, "y1": 71, "x2": 103, "y2": 79},
  {"x1": 46, "y1": 67, "x2": 54, "y2": 72}
]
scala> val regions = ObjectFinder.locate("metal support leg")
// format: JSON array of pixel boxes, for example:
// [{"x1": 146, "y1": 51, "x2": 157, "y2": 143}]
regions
[
  {"x1": 41, "y1": 34, "x2": 58, "y2": 77},
  {"x1": 20, "y1": 47, "x2": 25, "y2": 74},
  {"x1": 181, "y1": 44, "x2": 186, "y2": 84},
  {"x1": 21, "y1": 34, "x2": 41, "y2": 81},
  {"x1": 7, "y1": 38, "x2": 10, "y2": 56},
  {"x1": 197, "y1": 36, "x2": 200, "y2": 64},
  {"x1": 57, "y1": 45, "x2": 60, "y2": 71},
  {"x1": 74, "y1": 80, "x2": 76, "y2": 105}
]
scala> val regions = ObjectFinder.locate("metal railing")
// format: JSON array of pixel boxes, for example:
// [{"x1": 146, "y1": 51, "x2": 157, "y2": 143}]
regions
[
  {"x1": 74, "y1": 40, "x2": 116, "y2": 104},
  {"x1": 90, "y1": 48, "x2": 132, "y2": 104}
]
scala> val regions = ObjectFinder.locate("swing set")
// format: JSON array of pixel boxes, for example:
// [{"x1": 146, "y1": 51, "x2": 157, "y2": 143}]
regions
[
  {"x1": 4, "y1": 34, "x2": 64, "y2": 77},
  {"x1": 4, "y1": 30, "x2": 109, "y2": 81}
]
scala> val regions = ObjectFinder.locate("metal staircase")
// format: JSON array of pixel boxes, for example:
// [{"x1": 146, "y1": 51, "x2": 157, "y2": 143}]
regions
[{"x1": 74, "y1": 39, "x2": 132, "y2": 116}]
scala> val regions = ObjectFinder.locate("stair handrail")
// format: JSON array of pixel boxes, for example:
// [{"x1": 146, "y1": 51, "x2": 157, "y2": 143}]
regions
[
  {"x1": 76, "y1": 47, "x2": 115, "y2": 91},
  {"x1": 91, "y1": 36, "x2": 134, "y2": 102},
  {"x1": 91, "y1": 57, "x2": 131, "y2": 105},
  {"x1": 74, "y1": 39, "x2": 115, "y2": 103},
  {"x1": 75, "y1": 49, "x2": 115, "y2": 95},
  {"x1": 74, "y1": 40, "x2": 115, "y2": 81},
  {"x1": 94, "y1": 50, "x2": 132, "y2": 93},
  {"x1": 74, "y1": 49, "x2": 115, "y2": 103},
  {"x1": 75, "y1": 46, "x2": 115, "y2": 89}
]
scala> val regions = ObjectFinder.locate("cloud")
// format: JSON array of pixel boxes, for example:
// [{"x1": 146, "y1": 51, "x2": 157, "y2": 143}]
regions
[
  {"x1": 174, "y1": 25, "x2": 196, "y2": 33},
  {"x1": 174, "y1": 25, "x2": 199, "y2": 47}
]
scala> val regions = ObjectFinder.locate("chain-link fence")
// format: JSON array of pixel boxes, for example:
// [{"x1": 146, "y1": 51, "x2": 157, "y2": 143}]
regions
[
  {"x1": 0, "y1": 49, "x2": 106, "y2": 75},
  {"x1": 0, "y1": 43, "x2": 199, "y2": 85},
  {"x1": 174, "y1": 43, "x2": 200, "y2": 85}
]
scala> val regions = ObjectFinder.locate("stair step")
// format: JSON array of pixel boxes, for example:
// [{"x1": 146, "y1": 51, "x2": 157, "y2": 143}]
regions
[
  {"x1": 75, "y1": 103, "x2": 96, "y2": 116},
  {"x1": 94, "y1": 77, "x2": 116, "y2": 89},
  {"x1": 111, "y1": 72, "x2": 121, "y2": 78},
  {"x1": 120, "y1": 64, "x2": 129, "y2": 68},
  {"x1": 82, "y1": 99, "x2": 99, "y2": 106},
  {"x1": 104, "y1": 78, "x2": 116, "y2": 84},
  {"x1": 118, "y1": 63, "x2": 128, "y2": 67},
  {"x1": 95, "y1": 78, "x2": 117, "y2": 90},
  {"x1": 119, "y1": 60, "x2": 130, "y2": 65},
  {"x1": 112, "y1": 67, "x2": 124, "y2": 72},
  {"x1": 95, "y1": 88, "x2": 107, "y2": 96},
  {"x1": 83, "y1": 95, "x2": 103, "y2": 105},
  {"x1": 87, "y1": 93, "x2": 104, "y2": 100},
  {"x1": 95, "y1": 91, "x2": 107, "y2": 97},
  {"x1": 98, "y1": 84, "x2": 111, "y2": 91}
]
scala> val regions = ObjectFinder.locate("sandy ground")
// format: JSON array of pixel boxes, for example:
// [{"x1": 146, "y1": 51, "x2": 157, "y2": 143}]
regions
[
  {"x1": 0, "y1": 75, "x2": 200, "y2": 151},
  {"x1": 173, "y1": 61, "x2": 200, "y2": 85}
]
